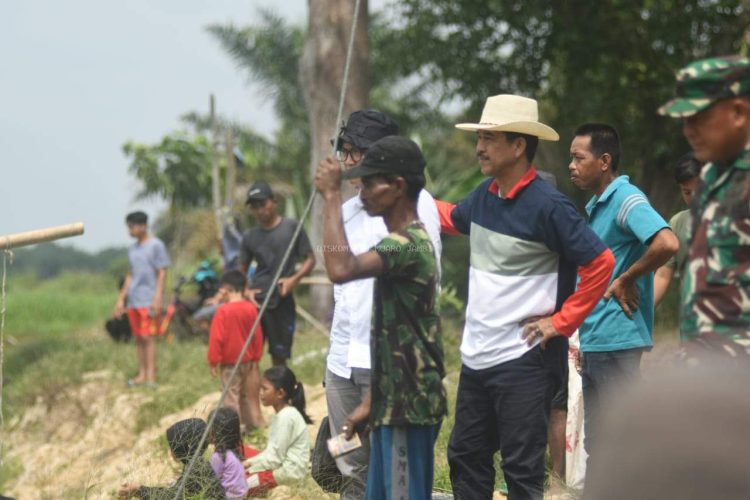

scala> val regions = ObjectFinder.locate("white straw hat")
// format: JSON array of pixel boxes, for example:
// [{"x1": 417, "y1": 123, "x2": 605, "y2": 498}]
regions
[{"x1": 455, "y1": 94, "x2": 559, "y2": 141}]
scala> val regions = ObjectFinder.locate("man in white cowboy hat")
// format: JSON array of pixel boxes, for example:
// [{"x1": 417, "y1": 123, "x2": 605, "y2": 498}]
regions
[{"x1": 435, "y1": 94, "x2": 615, "y2": 499}]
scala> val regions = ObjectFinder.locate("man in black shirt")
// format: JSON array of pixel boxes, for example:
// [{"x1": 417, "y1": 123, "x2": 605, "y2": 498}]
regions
[{"x1": 239, "y1": 181, "x2": 315, "y2": 366}]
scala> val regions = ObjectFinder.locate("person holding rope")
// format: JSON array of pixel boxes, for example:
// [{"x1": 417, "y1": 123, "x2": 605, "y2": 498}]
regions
[
  {"x1": 436, "y1": 95, "x2": 615, "y2": 499},
  {"x1": 658, "y1": 56, "x2": 750, "y2": 361},
  {"x1": 324, "y1": 109, "x2": 442, "y2": 499},
  {"x1": 238, "y1": 182, "x2": 315, "y2": 367},
  {"x1": 316, "y1": 135, "x2": 446, "y2": 499}
]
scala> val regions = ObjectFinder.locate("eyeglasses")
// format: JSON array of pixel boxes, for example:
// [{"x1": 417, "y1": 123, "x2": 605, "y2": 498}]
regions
[{"x1": 335, "y1": 146, "x2": 364, "y2": 163}]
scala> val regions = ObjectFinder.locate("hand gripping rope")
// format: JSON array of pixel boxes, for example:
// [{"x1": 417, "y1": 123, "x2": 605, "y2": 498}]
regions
[{"x1": 172, "y1": 0, "x2": 364, "y2": 496}]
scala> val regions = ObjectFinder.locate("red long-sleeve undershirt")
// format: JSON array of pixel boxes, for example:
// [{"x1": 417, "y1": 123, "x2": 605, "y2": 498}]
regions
[{"x1": 435, "y1": 199, "x2": 615, "y2": 336}]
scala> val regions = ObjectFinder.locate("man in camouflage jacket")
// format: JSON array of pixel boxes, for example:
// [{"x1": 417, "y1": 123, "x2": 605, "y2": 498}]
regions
[
  {"x1": 315, "y1": 136, "x2": 446, "y2": 499},
  {"x1": 659, "y1": 56, "x2": 750, "y2": 360}
]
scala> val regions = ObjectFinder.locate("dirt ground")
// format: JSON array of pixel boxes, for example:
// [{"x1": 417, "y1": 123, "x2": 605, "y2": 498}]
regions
[
  {"x1": 2, "y1": 342, "x2": 681, "y2": 499},
  {"x1": 1, "y1": 369, "x2": 330, "y2": 499}
]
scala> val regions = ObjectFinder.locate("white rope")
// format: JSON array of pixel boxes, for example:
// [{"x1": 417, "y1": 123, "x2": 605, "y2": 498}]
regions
[{"x1": 173, "y1": 0, "x2": 363, "y2": 496}]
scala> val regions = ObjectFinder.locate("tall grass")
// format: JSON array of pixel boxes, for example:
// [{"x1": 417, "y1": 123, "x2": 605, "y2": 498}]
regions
[
  {"x1": 2, "y1": 270, "x2": 682, "y2": 497},
  {"x1": 2, "y1": 272, "x2": 123, "y2": 418}
]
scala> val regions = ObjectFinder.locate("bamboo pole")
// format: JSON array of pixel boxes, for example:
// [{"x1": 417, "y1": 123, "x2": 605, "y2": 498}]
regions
[
  {"x1": 0, "y1": 222, "x2": 85, "y2": 250},
  {"x1": 294, "y1": 304, "x2": 330, "y2": 337}
]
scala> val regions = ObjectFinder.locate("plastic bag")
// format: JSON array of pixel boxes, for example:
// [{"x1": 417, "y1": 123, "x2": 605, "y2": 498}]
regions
[{"x1": 311, "y1": 416, "x2": 343, "y2": 493}]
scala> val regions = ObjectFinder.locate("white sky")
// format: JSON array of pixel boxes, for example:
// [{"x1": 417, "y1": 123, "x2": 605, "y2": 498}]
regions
[{"x1": 1, "y1": 0, "x2": 383, "y2": 251}]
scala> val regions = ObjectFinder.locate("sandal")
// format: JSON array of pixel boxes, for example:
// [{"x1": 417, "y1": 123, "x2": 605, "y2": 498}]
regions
[{"x1": 127, "y1": 378, "x2": 145, "y2": 388}]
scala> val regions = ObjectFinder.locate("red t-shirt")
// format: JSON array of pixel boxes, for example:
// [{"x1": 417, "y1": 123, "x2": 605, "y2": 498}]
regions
[{"x1": 208, "y1": 300, "x2": 264, "y2": 365}]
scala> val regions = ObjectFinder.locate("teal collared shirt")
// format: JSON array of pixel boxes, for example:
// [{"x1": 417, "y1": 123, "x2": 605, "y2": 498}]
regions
[{"x1": 580, "y1": 175, "x2": 669, "y2": 352}]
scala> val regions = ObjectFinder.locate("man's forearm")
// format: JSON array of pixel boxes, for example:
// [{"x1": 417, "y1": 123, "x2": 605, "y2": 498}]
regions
[
  {"x1": 653, "y1": 266, "x2": 674, "y2": 307},
  {"x1": 296, "y1": 254, "x2": 315, "y2": 279},
  {"x1": 620, "y1": 229, "x2": 679, "y2": 282},
  {"x1": 154, "y1": 269, "x2": 167, "y2": 302},
  {"x1": 117, "y1": 275, "x2": 132, "y2": 304},
  {"x1": 322, "y1": 192, "x2": 358, "y2": 281}
]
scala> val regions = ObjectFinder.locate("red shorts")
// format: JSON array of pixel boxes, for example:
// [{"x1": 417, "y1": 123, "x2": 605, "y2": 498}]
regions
[
  {"x1": 127, "y1": 307, "x2": 166, "y2": 337},
  {"x1": 242, "y1": 445, "x2": 278, "y2": 495}
]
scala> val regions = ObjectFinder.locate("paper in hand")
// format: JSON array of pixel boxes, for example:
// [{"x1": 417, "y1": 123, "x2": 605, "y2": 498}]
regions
[{"x1": 327, "y1": 432, "x2": 362, "y2": 459}]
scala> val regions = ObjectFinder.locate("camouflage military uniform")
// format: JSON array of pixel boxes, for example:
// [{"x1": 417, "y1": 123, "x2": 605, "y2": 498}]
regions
[
  {"x1": 660, "y1": 56, "x2": 750, "y2": 358},
  {"x1": 678, "y1": 148, "x2": 750, "y2": 356},
  {"x1": 370, "y1": 220, "x2": 447, "y2": 427}
]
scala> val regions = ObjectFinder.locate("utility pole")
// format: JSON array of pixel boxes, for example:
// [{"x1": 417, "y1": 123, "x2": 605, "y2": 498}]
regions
[
  {"x1": 224, "y1": 128, "x2": 237, "y2": 212},
  {"x1": 210, "y1": 94, "x2": 223, "y2": 243}
]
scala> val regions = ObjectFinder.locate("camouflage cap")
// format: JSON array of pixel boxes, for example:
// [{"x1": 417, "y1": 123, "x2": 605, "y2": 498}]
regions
[{"x1": 658, "y1": 56, "x2": 750, "y2": 118}]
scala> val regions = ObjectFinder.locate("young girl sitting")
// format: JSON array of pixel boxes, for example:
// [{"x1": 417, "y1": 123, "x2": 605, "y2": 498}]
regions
[
  {"x1": 209, "y1": 407, "x2": 249, "y2": 499},
  {"x1": 118, "y1": 418, "x2": 225, "y2": 499},
  {"x1": 243, "y1": 366, "x2": 312, "y2": 496}
]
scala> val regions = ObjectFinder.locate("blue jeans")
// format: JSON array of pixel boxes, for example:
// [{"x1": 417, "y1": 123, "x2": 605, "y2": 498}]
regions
[
  {"x1": 366, "y1": 423, "x2": 441, "y2": 500},
  {"x1": 581, "y1": 348, "x2": 644, "y2": 473}
]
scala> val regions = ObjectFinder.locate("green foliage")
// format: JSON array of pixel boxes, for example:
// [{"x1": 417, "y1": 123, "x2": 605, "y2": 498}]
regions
[
  {"x1": 206, "y1": 10, "x2": 307, "y2": 129},
  {"x1": 2, "y1": 272, "x2": 120, "y2": 418},
  {"x1": 9, "y1": 243, "x2": 127, "y2": 279},
  {"x1": 380, "y1": 0, "x2": 748, "y2": 212},
  {"x1": 133, "y1": 340, "x2": 217, "y2": 432},
  {"x1": 207, "y1": 11, "x2": 311, "y2": 217},
  {"x1": 123, "y1": 133, "x2": 214, "y2": 210},
  {"x1": 0, "y1": 454, "x2": 22, "y2": 492}
]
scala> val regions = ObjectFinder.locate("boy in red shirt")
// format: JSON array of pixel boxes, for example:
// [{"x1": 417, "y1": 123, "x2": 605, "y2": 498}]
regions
[{"x1": 208, "y1": 270, "x2": 266, "y2": 431}]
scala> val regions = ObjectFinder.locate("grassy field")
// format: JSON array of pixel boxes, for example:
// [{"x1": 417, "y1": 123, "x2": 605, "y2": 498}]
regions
[
  {"x1": 0, "y1": 270, "x2": 682, "y2": 496},
  {"x1": 2, "y1": 272, "x2": 123, "y2": 419}
]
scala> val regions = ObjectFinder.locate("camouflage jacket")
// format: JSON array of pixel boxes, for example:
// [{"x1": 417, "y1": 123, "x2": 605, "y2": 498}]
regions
[
  {"x1": 681, "y1": 143, "x2": 750, "y2": 358},
  {"x1": 370, "y1": 221, "x2": 447, "y2": 427}
]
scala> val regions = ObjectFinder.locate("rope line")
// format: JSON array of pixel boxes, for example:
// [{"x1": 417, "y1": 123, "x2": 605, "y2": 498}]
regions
[
  {"x1": 0, "y1": 245, "x2": 13, "y2": 467},
  {"x1": 173, "y1": 0, "x2": 363, "y2": 496}
]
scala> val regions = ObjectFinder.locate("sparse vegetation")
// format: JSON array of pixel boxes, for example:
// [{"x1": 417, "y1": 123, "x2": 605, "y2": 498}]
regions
[{"x1": 1, "y1": 270, "x2": 680, "y2": 498}]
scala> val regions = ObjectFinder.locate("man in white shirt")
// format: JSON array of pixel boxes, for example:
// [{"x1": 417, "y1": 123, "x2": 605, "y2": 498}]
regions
[{"x1": 324, "y1": 109, "x2": 442, "y2": 499}]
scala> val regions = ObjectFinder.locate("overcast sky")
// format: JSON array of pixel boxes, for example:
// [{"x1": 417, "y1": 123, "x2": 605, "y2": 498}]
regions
[{"x1": 1, "y1": 0, "x2": 382, "y2": 251}]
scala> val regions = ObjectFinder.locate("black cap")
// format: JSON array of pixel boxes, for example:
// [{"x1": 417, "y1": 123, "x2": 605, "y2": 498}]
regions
[
  {"x1": 343, "y1": 136, "x2": 426, "y2": 180},
  {"x1": 333, "y1": 109, "x2": 400, "y2": 151},
  {"x1": 245, "y1": 181, "x2": 273, "y2": 203}
]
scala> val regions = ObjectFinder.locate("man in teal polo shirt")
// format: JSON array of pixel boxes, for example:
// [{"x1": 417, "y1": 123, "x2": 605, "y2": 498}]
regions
[{"x1": 568, "y1": 123, "x2": 679, "y2": 473}]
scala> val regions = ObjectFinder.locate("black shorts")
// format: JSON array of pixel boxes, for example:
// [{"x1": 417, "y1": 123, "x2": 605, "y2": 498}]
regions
[
  {"x1": 542, "y1": 335, "x2": 569, "y2": 411},
  {"x1": 260, "y1": 294, "x2": 296, "y2": 360}
]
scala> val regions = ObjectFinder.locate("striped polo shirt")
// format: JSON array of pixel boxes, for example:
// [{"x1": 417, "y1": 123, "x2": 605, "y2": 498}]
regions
[
  {"x1": 443, "y1": 168, "x2": 607, "y2": 369},
  {"x1": 580, "y1": 175, "x2": 669, "y2": 352}
]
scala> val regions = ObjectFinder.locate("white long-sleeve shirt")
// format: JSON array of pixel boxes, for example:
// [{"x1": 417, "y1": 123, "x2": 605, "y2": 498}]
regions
[
  {"x1": 246, "y1": 406, "x2": 310, "y2": 484},
  {"x1": 326, "y1": 190, "x2": 442, "y2": 379}
]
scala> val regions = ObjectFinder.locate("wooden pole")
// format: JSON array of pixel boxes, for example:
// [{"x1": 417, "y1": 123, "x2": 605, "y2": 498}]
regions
[
  {"x1": 224, "y1": 128, "x2": 237, "y2": 212},
  {"x1": 0, "y1": 222, "x2": 85, "y2": 250},
  {"x1": 210, "y1": 94, "x2": 223, "y2": 242}
]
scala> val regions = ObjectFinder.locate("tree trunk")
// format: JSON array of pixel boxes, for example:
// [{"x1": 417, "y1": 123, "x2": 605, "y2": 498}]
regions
[{"x1": 300, "y1": 0, "x2": 369, "y2": 325}]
